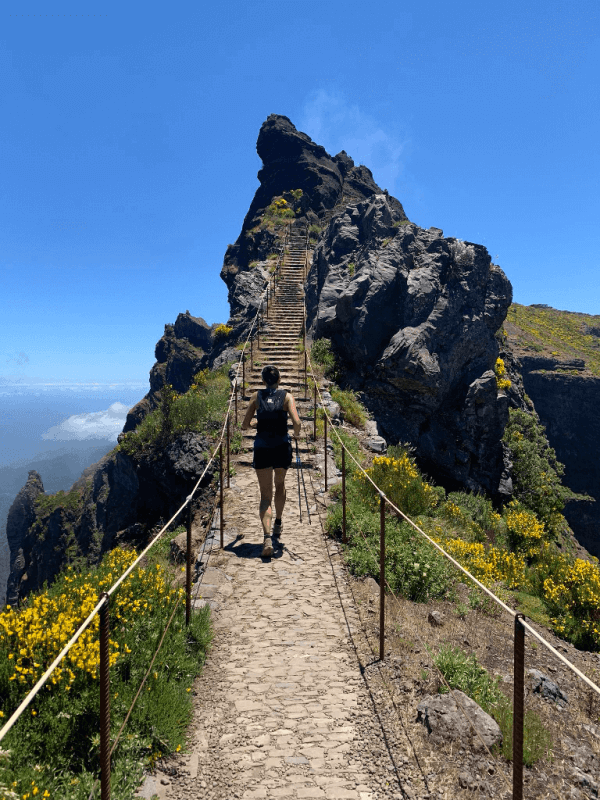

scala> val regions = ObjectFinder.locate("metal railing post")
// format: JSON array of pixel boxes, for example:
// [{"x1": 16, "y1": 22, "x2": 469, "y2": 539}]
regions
[
  {"x1": 186, "y1": 504, "x2": 192, "y2": 626},
  {"x1": 380, "y1": 494, "x2": 386, "y2": 662},
  {"x1": 219, "y1": 443, "x2": 224, "y2": 549},
  {"x1": 234, "y1": 381, "x2": 238, "y2": 425},
  {"x1": 226, "y1": 413, "x2": 231, "y2": 489},
  {"x1": 304, "y1": 350, "x2": 308, "y2": 400},
  {"x1": 513, "y1": 613, "x2": 525, "y2": 800},
  {"x1": 242, "y1": 355, "x2": 246, "y2": 399},
  {"x1": 342, "y1": 447, "x2": 347, "y2": 543},
  {"x1": 313, "y1": 383, "x2": 317, "y2": 441},
  {"x1": 257, "y1": 316, "x2": 260, "y2": 349},
  {"x1": 250, "y1": 336, "x2": 253, "y2": 370},
  {"x1": 99, "y1": 593, "x2": 111, "y2": 800},
  {"x1": 324, "y1": 413, "x2": 328, "y2": 490}
]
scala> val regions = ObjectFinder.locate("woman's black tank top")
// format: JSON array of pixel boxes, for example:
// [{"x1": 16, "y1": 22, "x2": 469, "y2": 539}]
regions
[{"x1": 255, "y1": 388, "x2": 288, "y2": 448}]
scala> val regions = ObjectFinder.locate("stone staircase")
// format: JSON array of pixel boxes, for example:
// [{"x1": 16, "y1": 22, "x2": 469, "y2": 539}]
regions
[{"x1": 244, "y1": 228, "x2": 308, "y2": 399}]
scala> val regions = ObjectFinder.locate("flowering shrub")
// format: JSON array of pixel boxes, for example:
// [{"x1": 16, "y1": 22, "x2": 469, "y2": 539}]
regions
[
  {"x1": 494, "y1": 357, "x2": 511, "y2": 391},
  {"x1": 504, "y1": 501, "x2": 545, "y2": 556},
  {"x1": 213, "y1": 323, "x2": 232, "y2": 339},
  {"x1": 543, "y1": 556, "x2": 600, "y2": 649},
  {"x1": 356, "y1": 452, "x2": 440, "y2": 517},
  {"x1": 440, "y1": 537, "x2": 526, "y2": 589},
  {"x1": 0, "y1": 548, "x2": 211, "y2": 799},
  {"x1": 265, "y1": 196, "x2": 295, "y2": 220}
]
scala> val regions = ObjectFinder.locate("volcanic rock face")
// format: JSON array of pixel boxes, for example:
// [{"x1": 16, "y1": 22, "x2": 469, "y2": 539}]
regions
[
  {"x1": 220, "y1": 114, "x2": 408, "y2": 321},
  {"x1": 124, "y1": 312, "x2": 215, "y2": 434},
  {"x1": 306, "y1": 194, "x2": 513, "y2": 496}
]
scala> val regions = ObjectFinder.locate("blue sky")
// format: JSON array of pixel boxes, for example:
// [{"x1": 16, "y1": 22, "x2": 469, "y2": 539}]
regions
[{"x1": 2, "y1": 0, "x2": 599, "y2": 383}]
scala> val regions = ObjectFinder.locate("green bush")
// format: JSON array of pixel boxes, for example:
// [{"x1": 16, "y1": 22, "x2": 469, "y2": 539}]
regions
[
  {"x1": 330, "y1": 387, "x2": 366, "y2": 428},
  {"x1": 502, "y1": 408, "x2": 586, "y2": 536},
  {"x1": 330, "y1": 427, "x2": 363, "y2": 475},
  {"x1": 0, "y1": 549, "x2": 212, "y2": 799},
  {"x1": 311, "y1": 338, "x2": 339, "y2": 381},
  {"x1": 308, "y1": 224, "x2": 321, "y2": 240}
]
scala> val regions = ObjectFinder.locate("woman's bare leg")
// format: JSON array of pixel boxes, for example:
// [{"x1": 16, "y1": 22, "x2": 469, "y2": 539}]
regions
[
  {"x1": 256, "y1": 467, "x2": 274, "y2": 537},
  {"x1": 273, "y1": 467, "x2": 287, "y2": 520}
]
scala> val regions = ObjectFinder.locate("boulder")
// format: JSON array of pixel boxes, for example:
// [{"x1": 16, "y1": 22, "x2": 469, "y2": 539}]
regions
[
  {"x1": 428, "y1": 610, "x2": 444, "y2": 627},
  {"x1": 367, "y1": 436, "x2": 387, "y2": 453},
  {"x1": 417, "y1": 690, "x2": 502, "y2": 751},
  {"x1": 528, "y1": 669, "x2": 569, "y2": 706}
]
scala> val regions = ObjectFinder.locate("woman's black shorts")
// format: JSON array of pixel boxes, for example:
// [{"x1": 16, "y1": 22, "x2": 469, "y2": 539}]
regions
[{"x1": 253, "y1": 442, "x2": 293, "y2": 470}]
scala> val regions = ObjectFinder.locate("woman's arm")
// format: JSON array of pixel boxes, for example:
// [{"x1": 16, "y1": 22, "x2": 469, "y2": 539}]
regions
[
  {"x1": 241, "y1": 393, "x2": 258, "y2": 431},
  {"x1": 285, "y1": 393, "x2": 302, "y2": 439}
]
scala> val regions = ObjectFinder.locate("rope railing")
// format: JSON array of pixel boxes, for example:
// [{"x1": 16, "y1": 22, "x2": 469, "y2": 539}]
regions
[
  {"x1": 0, "y1": 224, "x2": 293, "y2": 799},
  {"x1": 300, "y1": 290, "x2": 600, "y2": 798},
  {"x1": 298, "y1": 422, "x2": 509, "y2": 797}
]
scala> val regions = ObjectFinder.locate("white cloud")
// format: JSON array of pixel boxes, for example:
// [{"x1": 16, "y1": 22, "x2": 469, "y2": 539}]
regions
[
  {"x1": 41, "y1": 402, "x2": 130, "y2": 442},
  {"x1": 298, "y1": 90, "x2": 411, "y2": 196}
]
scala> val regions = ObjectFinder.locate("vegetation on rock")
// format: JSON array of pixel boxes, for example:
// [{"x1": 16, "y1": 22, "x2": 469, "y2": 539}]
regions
[
  {"x1": 0, "y1": 546, "x2": 211, "y2": 799},
  {"x1": 118, "y1": 365, "x2": 232, "y2": 458}
]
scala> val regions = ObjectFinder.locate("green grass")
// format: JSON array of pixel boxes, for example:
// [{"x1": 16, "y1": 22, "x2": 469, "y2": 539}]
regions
[{"x1": 433, "y1": 644, "x2": 552, "y2": 764}]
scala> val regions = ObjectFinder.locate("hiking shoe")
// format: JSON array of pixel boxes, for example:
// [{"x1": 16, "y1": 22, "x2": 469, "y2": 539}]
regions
[
  {"x1": 272, "y1": 520, "x2": 283, "y2": 539},
  {"x1": 262, "y1": 536, "x2": 274, "y2": 558}
]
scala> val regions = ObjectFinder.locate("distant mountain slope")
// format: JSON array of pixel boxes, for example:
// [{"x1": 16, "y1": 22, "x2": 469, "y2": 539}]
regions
[{"x1": 505, "y1": 303, "x2": 600, "y2": 376}]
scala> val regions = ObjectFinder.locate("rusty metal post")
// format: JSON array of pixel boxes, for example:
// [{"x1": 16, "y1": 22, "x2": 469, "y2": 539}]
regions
[
  {"x1": 250, "y1": 336, "x2": 253, "y2": 370},
  {"x1": 380, "y1": 494, "x2": 386, "y2": 662},
  {"x1": 304, "y1": 350, "x2": 307, "y2": 400},
  {"x1": 242, "y1": 355, "x2": 246, "y2": 398},
  {"x1": 313, "y1": 383, "x2": 317, "y2": 441},
  {"x1": 234, "y1": 381, "x2": 238, "y2": 425},
  {"x1": 99, "y1": 593, "x2": 111, "y2": 800},
  {"x1": 513, "y1": 613, "x2": 525, "y2": 800},
  {"x1": 257, "y1": 316, "x2": 260, "y2": 349},
  {"x1": 226, "y1": 413, "x2": 231, "y2": 488},
  {"x1": 324, "y1": 413, "x2": 328, "y2": 490},
  {"x1": 219, "y1": 443, "x2": 224, "y2": 549},
  {"x1": 342, "y1": 447, "x2": 347, "y2": 544},
  {"x1": 266, "y1": 287, "x2": 269, "y2": 317},
  {"x1": 186, "y1": 504, "x2": 192, "y2": 626}
]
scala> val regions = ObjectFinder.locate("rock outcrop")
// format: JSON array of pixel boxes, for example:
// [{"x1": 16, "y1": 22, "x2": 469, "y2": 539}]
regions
[
  {"x1": 220, "y1": 114, "x2": 408, "y2": 322},
  {"x1": 124, "y1": 312, "x2": 219, "y2": 434},
  {"x1": 502, "y1": 307, "x2": 600, "y2": 557},
  {"x1": 305, "y1": 193, "x2": 512, "y2": 497}
]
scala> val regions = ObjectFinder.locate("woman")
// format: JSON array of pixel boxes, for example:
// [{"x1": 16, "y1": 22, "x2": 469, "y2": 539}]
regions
[{"x1": 241, "y1": 365, "x2": 301, "y2": 557}]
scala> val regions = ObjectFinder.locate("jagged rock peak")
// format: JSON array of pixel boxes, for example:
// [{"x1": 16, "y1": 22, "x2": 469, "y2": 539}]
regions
[{"x1": 221, "y1": 114, "x2": 408, "y2": 322}]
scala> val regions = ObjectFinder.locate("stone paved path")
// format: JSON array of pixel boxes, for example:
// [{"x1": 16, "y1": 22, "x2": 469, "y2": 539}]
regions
[{"x1": 142, "y1": 431, "x2": 414, "y2": 800}]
